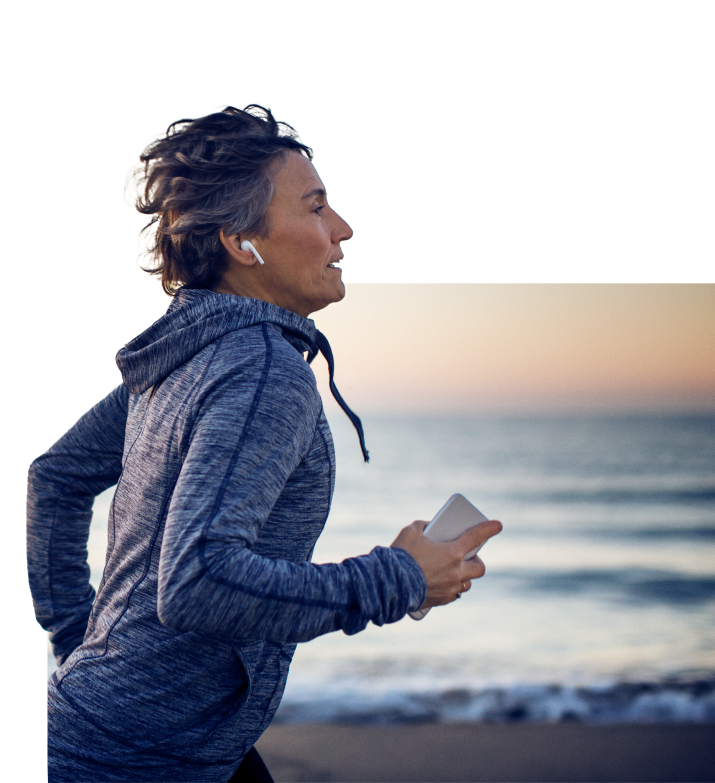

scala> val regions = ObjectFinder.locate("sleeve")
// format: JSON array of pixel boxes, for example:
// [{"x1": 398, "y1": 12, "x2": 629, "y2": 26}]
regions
[
  {"x1": 26, "y1": 384, "x2": 129, "y2": 664},
  {"x1": 157, "y1": 335, "x2": 427, "y2": 644}
]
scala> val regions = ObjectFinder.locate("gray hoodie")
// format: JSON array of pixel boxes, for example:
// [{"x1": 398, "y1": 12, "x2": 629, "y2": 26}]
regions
[{"x1": 27, "y1": 289, "x2": 426, "y2": 782}]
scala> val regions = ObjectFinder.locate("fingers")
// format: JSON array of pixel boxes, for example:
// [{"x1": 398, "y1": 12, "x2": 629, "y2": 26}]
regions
[
  {"x1": 461, "y1": 555, "x2": 486, "y2": 581},
  {"x1": 423, "y1": 576, "x2": 474, "y2": 608}
]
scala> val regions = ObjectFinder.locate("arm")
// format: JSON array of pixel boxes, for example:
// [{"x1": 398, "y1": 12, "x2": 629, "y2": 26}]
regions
[
  {"x1": 26, "y1": 384, "x2": 129, "y2": 664},
  {"x1": 157, "y1": 344, "x2": 426, "y2": 644}
]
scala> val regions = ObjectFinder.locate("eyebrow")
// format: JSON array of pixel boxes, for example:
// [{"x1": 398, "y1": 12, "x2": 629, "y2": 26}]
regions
[{"x1": 301, "y1": 188, "x2": 327, "y2": 200}]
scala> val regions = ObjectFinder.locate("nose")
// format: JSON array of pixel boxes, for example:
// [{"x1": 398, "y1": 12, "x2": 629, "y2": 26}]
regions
[{"x1": 331, "y1": 208, "x2": 353, "y2": 243}]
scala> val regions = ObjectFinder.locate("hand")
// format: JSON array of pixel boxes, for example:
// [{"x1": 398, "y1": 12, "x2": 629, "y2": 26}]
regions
[{"x1": 390, "y1": 519, "x2": 503, "y2": 609}]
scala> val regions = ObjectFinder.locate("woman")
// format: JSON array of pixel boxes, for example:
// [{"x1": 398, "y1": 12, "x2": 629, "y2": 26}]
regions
[{"x1": 27, "y1": 105, "x2": 501, "y2": 783}]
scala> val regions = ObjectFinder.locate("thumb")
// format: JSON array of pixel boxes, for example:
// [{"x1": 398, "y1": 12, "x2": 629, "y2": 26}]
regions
[{"x1": 454, "y1": 519, "x2": 503, "y2": 557}]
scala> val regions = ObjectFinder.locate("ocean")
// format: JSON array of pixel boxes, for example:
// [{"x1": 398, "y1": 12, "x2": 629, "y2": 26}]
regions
[{"x1": 51, "y1": 409, "x2": 715, "y2": 724}]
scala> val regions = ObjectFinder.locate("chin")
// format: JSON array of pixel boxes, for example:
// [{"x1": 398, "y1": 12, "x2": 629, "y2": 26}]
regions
[{"x1": 309, "y1": 284, "x2": 345, "y2": 316}]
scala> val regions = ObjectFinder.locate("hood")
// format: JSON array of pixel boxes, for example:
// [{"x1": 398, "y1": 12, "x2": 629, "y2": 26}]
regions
[
  {"x1": 116, "y1": 288, "x2": 317, "y2": 395},
  {"x1": 116, "y1": 288, "x2": 369, "y2": 463}
]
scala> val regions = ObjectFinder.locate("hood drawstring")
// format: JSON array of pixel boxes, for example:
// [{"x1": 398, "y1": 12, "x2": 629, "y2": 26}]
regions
[{"x1": 307, "y1": 330, "x2": 369, "y2": 463}]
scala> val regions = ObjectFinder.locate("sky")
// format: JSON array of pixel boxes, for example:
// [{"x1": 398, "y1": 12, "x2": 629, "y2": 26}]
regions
[{"x1": 312, "y1": 284, "x2": 715, "y2": 414}]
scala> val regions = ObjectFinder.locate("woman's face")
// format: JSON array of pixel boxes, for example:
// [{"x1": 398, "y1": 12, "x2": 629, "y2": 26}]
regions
[{"x1": 251, "y1": 151, "x2": 353, "y2": 318}]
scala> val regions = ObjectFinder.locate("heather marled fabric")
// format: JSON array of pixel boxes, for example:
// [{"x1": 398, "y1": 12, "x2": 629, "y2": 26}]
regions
[{"x1": 27, "y1": 289, "x2": 427, "y2": 783}]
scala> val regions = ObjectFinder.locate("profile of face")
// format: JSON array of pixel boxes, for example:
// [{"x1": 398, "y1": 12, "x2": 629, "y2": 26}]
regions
[{"x1": 219, "y1": 151, "x2": 353, "y2": 318}]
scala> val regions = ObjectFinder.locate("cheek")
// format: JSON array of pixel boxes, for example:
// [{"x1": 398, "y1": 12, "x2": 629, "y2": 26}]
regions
[
  {"x1": 304, "y1": 233, "x2": 332, "y2": 271},
  {"x1": 274, "y1": 220, "x2": 331, "y2": 279},
  {"x1": 310, "y1": 229, "x2": 331, "y2": 255}
]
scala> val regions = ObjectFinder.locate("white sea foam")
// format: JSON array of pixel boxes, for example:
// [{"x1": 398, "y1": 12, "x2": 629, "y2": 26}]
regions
[{"x1": 274, "y1": 676, "x2": 715, "y2": 725}]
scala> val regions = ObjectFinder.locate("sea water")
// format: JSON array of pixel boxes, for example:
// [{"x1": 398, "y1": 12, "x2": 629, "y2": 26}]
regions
[{"x1": 56, "y1": 409, "x2": 715, "y2": 724}]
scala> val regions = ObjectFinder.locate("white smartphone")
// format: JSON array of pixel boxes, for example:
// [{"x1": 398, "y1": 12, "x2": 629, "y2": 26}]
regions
[{"x1": 408, "y1": 493, "x2": 489, "y2": 621}]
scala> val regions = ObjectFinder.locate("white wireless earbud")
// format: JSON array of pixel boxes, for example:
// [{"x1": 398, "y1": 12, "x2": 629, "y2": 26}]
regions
[{"x1": 240, "y1": 240, "x2": 264, "y2": 265}]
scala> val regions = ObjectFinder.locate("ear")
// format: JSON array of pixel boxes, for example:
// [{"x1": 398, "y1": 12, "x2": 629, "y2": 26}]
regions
[{"x1": 219, "y1": 229, "x2": 260, "y2": 267}]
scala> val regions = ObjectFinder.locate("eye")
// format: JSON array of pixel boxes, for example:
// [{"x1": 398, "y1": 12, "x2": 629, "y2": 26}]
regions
[{"x1": 313, "y1": 205, "x2": 326, "y2": 215}]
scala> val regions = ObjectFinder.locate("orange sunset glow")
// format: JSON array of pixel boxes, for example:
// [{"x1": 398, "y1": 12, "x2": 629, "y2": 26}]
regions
[{"x1": 311, "y1": 285, "x2": 715, "y2": 413}]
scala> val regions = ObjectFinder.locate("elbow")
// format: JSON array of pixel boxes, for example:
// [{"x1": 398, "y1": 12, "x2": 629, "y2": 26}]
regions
[
  {"x1": 157, "y1": 565, "x2": 228, "y2": 635},
  {"x1": 156, "y1": 568, "x2": 200, "y2": 632},
  {"x1": 156, "y1": 588, "x2": 178, "y2": 630},
  {"x1": 158, "y1": 543, "x2": 258, "y2": 636}
]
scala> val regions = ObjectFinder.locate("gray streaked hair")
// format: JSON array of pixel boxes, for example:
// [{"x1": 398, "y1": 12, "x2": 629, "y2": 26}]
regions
[{"x1": 135, "y1": 105, "x2": 312, "y2": 295}]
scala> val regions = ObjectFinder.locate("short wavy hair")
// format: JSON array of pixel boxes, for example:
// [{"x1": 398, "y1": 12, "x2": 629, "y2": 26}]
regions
[{"x1": 135, "y1": 105, "x2": 313, "y2": 295}]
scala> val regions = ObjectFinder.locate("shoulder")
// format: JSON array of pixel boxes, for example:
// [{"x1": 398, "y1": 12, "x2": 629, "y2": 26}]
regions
[
  {"x1": 200, "y1": 323, "x2": 321, "y2": 422},
  {"x1": 212, "y1": 323, "x2": 316, "y2": 382}
]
